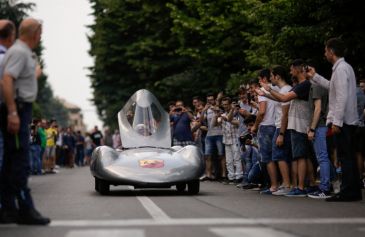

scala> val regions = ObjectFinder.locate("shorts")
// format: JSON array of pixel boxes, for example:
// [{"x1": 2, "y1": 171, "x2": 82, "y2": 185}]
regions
[
  {"x1": 86, "y1": 148, "x2": 93, "y2": 157},
  {"x1": 45, "y1": 146, "x2": 56, "y2": 159},
  {"x1": 258, "y1": 125, "x2": 275, "y2": 163},
  {"x1": 272, "y1": 128, "x2": 292, "y2": 162},
  {"x1": 290, "y1": 130, "x2": 310, "y2": 160},
  {"x1": 205, "y1": 135, "x2": 224, "y2": 156}
]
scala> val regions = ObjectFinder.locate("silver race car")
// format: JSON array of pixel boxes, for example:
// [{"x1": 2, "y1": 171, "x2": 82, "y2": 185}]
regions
[{"x1": 90, "y1": 89, "x2": 204, "y2": 195}]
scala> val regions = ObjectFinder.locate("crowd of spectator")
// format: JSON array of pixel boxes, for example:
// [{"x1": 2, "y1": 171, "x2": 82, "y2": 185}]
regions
[
  {"x1": 169, "y1": 38, "x2": 365, "y2": 202},
  {"x1": 27, "y1": 121, "x2": 121, "y2": 175},
  {"x1": 0, "y1": 18, "x2": 363, "y2": 227}
]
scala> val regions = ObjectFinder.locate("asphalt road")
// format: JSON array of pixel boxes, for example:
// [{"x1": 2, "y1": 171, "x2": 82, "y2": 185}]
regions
[{"x1": 1, "y1": 166, "x2": 365, "y2": 237}]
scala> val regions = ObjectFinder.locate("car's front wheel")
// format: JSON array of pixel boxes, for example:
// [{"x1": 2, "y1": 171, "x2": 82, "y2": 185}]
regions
[
  {"x1": 95, "y1": 178, "x2": 110, "y2": 195},
  {"x1": 176, "y1": 183, "x2": 186, "y2": 192},
  {"x1": 187, "y1": 180, "x2": 200, "y2": 195}
]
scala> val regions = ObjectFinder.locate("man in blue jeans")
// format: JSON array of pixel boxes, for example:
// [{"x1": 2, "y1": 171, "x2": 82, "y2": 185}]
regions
[
  {"x1": 0, "y1": 18, "x2": 50, "y2": 224},
  {"x1": 307, "y1": 77, "x2": 332, "y2": 199},
  {"x1": 250, "y1": 70, "x2": 277, "y2": 194},
  {"x1": 263, "y1": 60, "x2": 313, "y2": 197},
  {"x1": 237, "y1": 115, "x2": 262, "y2": 189},
  {"x1": 308, "y1": 38, "x2": 362, "y2": 202},
  {"x1": 200, "y1": 94, "x2": 226, "y2": 180}
]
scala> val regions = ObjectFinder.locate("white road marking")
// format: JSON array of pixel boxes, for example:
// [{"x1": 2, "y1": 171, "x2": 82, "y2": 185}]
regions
[
  {"x1": 136, "y1": 196, "x2": 170, "y2": 221},
  {"x1": 358, "y1": 227, "x2": 365, "y2": 232},
  {"x1": 210, "y1": 227, "x2": 296, "y2": 237},
  {"x1": 1, "y1": 217, "x2": 365, "y2": 228},
  {"x1": 65, "y1": 229, "x2": 144, "y2": 237},
  {"x1": 125, "y1": 185, "x2": 170, "y2": 221},
  {"x1": 46, "y1": 217, "x2": 365, "y2": 227}
]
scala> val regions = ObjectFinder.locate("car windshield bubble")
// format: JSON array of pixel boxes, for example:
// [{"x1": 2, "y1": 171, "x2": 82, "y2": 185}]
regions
[
  {"x1": 118, "y1": 89, "x2": 171, "y2": 148},
  {"x1": 126, "y1": 102, "x2": 162, "y2": 136}
]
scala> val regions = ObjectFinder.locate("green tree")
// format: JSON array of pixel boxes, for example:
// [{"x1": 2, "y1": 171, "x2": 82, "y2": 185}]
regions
[
  {"x1": 89, "y1": 0, "x2": 258, "y2": 126},
  {"x1": 166, "y1": 0, "x2": 258, "y2": 94},
  {"x1": 89, "y1": 0, "x2": 365, "y2": 126},
  {"x1": 89, "y1": 0, "x2": 191, "y2": 127},
  {"x1": 0, "y1": 0, "x2": 70, "y2": 125},
  {"x1": 243, "y1": 0, "x2": 365, "y2": 79},
  {"x1": 0, "y1": 0, "x2": 34, "y2": 25}
]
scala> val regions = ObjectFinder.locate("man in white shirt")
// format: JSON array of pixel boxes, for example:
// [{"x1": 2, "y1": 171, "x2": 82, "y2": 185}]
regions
[
  {"x1": 250, "y1": 69, "x2": 277, "y2": 194},
  {"x1": 308, "y1": 38, "x2": 362, "y2": 202},
  {"x1": 263, "y1": 60, "x2": 313, "y2": 197}
]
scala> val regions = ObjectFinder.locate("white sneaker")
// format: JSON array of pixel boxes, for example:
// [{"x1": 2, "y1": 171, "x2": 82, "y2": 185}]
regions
[
  {"x1": 307, "y1": 191, "x2": 332, "y2": 199},
  {"x1": 272, "y1": 186, "x2": 291, "y2": 196},
  {"x1": 49, "y1": 169, "x2": 59, "y2": 174}
]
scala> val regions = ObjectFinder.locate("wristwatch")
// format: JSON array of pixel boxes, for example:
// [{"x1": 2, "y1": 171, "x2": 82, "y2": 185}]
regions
[
  {"x1": 279, "y1": 132, "x2": 284, "y2": 136},
  {"x1": 309, "y1": 128, "x2": 315, "y2": 132}
]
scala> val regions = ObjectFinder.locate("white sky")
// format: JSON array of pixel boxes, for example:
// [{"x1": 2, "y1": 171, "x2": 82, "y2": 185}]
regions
[{"x1": 21, "y1": 0, "x2": 102, "y2": 130}]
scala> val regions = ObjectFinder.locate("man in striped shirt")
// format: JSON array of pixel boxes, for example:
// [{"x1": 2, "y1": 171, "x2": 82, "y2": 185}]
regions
[{"x1": 214, "y1": 97, "x2": 242, "y2": 184}]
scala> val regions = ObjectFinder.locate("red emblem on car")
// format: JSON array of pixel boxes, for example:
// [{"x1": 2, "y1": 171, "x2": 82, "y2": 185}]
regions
[{"x1": 139, "y1": 159, "x2": 164, "y2": 168}]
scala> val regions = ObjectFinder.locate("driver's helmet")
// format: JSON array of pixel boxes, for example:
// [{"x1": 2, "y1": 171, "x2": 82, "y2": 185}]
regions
[{"x1": 134, "y1": 124, "x2": 148, "y2": 136}]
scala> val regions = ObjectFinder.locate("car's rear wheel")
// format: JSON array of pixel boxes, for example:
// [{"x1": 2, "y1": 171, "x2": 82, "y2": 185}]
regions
[
  {"x1": 187, "y1": 180, "x2": 200, "y2": 195},
  {"x1": 176, "y1": 183, "x2": 186, "y2": 192},
  {"x1": 96, "y1": 178, "x2": 110, "y2": 195}
]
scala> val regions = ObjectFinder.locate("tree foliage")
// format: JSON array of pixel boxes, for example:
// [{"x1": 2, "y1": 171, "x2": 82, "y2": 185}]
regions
[
  {"x1": 88, "y1": 0, "x2": 192, "y2": 127},
  {"x1": 0, "y1": 0, "x2": 69, "y2": 126},
  {"x1": 244, "y1": 0, "x2": 365, "y2": 78},
  {"x1": 0, "y1": 0, "x2": 33, "y2": 25},
  {"x1": 89, "y1": 0, "x2": 365, "y2": 127}
]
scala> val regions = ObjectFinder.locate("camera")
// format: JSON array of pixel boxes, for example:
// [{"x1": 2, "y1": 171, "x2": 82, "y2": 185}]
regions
[
  {"x1": 239, "y1": 133, "x2": 253, "y2": 145},
  {"x1": 240, "y1": 133, "x2": 253, "y2": 152},
  {"x1": 173, "y1": 107, "x2": 182, "y2": 112},
  {"x1": 247, "y1": 93, "x2": 253, "y2": 102}
]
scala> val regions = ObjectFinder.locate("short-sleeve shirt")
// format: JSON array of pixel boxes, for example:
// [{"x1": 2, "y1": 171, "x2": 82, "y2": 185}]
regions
[
  {"x1": 38, "y1": 127, "x2": 47, "y2": 149},
  {"x1": 85, "y1": 136, "x2": 93, "y2": 149},
  {"x1": 221, "y1": 112, "x2": 239, "y2": 145},
  {"x1": 46, "y1": 127, "x2": 57, "y2": 147},
  {"x1": 205, "y1": 108, "x2": 223, "y2": 137},
  {"x1": 258, "y1": 92, "x2": 276, "y2": 126},
  {"x1": 91, "y1": 131, "x2": 103, "y2": 146},
  {"x1": 292, "y1": 80, "x2": 311, "y2": 100},
  {"x1": 171, "y1": 112, "x2": 193, "y2": 141},
  {"x1": 309, "y1": 84, "x2": 329, "y2": 128},
  {"x1": 1, "y1": 40, "x2": 37, "y2": 102},
  {"x1": 288, "y1": 80, "x2": 311, "y2": 134},
  {"x1": 275, "y1": 85, "x2": 292, "y2": 128}
]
